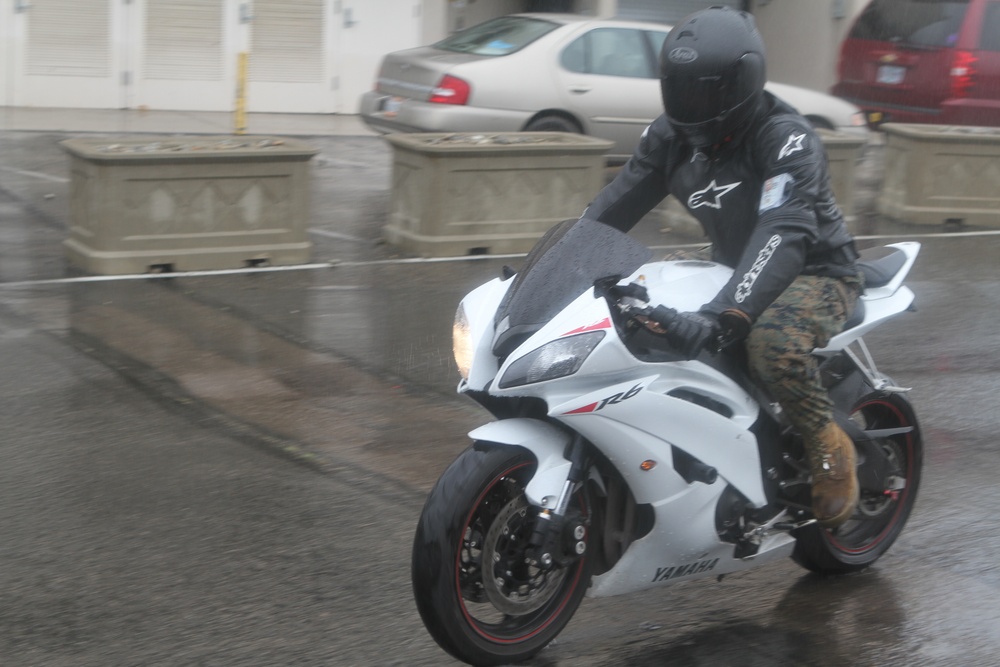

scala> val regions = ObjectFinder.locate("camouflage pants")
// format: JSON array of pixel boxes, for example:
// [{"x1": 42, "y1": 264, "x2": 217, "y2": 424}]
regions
[
  {"x1": 746, "y1": 273, "x2": 862, "y2": 438},
  {"x1": 664, "y1": 247, "x2": 863, "y2": 438}
]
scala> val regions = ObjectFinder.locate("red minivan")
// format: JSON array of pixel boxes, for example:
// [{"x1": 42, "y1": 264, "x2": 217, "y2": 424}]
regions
[{"x1": 833, "y1": 0, "x2": 1000, "y2": 127}]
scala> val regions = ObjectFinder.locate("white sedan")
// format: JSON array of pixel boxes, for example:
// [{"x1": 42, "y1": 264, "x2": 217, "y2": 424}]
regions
[{"x1": 360, "y1": 14, "x2": 869, "y2": 162}]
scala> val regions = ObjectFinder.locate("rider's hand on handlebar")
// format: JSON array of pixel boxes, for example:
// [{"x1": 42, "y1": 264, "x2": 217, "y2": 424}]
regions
[
  {"x1": 632, "y1": 305, "x2": 755, "y2": 359},
  {"x1": 671, "y1": 311, "x2": 721, "y2": 359},
  {"x1": 651, "y1": 307, "x2": 719, "y2": 359}
]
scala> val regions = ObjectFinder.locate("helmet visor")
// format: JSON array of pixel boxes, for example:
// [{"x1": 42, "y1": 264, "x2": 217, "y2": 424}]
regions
[
  {"x1": 662, "y1": 53, "x2": 762, "y2": 125},
  {"x1": 663, "y1": 74, "x2": 733, "y2": 124}
]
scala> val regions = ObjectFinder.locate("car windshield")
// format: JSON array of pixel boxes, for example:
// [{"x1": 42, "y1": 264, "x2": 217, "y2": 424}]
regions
[
  {"x1": 849, "y1": 0, "x2": 969, "y2": 48},
  {"x1": 434, "y1": 16, "x2": 560, "y2": 56},
  {"x1": 491, "y1": 218, "x2": 651, "y2": 357}
]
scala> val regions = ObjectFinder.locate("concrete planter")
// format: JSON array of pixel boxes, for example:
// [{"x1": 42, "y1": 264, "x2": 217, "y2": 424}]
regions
[
  {"x1": 660, "y1": 129, "x2": 869, "y2": 235},
  {"x1": 878, "y1": 123, "x2": 1000, "y2": 227},
  {"x1": 818, "y1": 129, "x2": 869, "y2": 225},
  {"x1": 60, "y1": 136, "x2": 318, "y2": 274},
  {"x1": 384, "y1": 132, "x2": 613, "y2": 257}
]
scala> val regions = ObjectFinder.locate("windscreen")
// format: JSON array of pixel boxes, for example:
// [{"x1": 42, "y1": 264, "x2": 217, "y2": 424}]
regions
[
  {"x1": 491, "y1": 218, "x2": 651, "y2": 358},
  {"x1": 849, "y1": 0, "x2": 969, "y2": 48},
  {"x1": 434, "y1": 16, "x2": 560, "y2": 56}
]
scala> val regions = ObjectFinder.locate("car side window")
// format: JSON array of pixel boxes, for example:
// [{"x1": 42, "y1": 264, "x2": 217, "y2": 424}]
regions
[
  {"x1": 850, "y1": 0, "x2": 969, "y2": 47},
  {"x1": 646, "y1": 30, "x2": 669, "y2": 62},
  {"x1": 561, "y1": 34, "x2": 587, "y2": 72},
  {"x1": 981, "y1": 3, "x2": 1000, "y2": 51},
  {"x1": 435, "y1": 17, "x2": 560, "y2": 55},
  {"x1": 560, "y1": 28, "x2": 655, "y2": 78}
]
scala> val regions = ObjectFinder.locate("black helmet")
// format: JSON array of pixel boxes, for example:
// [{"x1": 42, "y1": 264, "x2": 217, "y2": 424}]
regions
[{"x1": 659, "y1": 7, "x2": 766, "y2": 148}]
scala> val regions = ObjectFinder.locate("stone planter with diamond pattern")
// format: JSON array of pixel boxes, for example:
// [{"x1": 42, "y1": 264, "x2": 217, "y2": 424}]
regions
[
  {"x1": 878, "y1": 123, "x2": 1000, "y2": 227},
  {"x1": 60, "y1": 136, "x2": 317, "y2": 274},
  {"x1": 384, "y1": 132, "x2": 613, "y2": 257}
]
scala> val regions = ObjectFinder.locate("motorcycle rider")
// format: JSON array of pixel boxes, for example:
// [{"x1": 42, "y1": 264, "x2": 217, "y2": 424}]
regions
[{"x1": 583, "y1": 7, "x2": 862, "y2": 528}]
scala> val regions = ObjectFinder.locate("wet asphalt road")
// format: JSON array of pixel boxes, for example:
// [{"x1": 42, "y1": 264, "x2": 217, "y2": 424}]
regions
[{"x1": 0, "y1": 130, "x2": 998, "y2": 666}]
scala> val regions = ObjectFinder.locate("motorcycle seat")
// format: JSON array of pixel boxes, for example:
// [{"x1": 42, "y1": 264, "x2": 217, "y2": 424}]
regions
[
  {"x1": 857, "y1": 246, "x2": 906, "y2": 289},
  {"x1": 842, "y1": 246, "x2": 907, "y2": 331}
]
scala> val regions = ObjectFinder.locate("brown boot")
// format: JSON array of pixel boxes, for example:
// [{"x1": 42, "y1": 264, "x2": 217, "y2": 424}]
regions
[{"x1": 806, "y1": 422, "x2": 859, "y2": 528}]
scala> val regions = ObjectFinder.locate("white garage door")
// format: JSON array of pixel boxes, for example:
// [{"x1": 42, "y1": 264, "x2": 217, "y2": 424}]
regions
[
  {"x1": 248, "y1": 0, "x2": 334, "y2": 113},
  {"x1": 0, "y1": 0, "x2": 423, "y2": 114},
  {"x1": 247, "y1": 0, "x2": 422, "y2": 114},
  {"x1": 10, "y1": 0, "x2": 126, "y2": 108},
  {"x1": 137, "y1": 0, "x2": 232, "y2": 112},
  {"x1": 616, "y1": 0, "x2": 743, "y2": 25}
]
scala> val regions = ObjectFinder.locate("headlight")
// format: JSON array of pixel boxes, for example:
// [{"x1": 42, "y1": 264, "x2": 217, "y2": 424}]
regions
[
  {"x1": 453, "y1": 304, "x2": 473, "y2": 380},
  {"x1": 498, "y1": 332, "x2": 605, "y2": 389},
  {"x1": 850, "y1": 111, "x2": 867, "y2": 127}
]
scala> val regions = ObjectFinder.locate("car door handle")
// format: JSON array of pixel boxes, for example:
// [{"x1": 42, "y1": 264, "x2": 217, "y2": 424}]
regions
[{"x1": 569, "y1": 85, "x2": 592, "y2": 94}]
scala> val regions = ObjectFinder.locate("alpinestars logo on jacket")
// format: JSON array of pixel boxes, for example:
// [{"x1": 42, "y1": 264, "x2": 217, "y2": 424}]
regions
[{"x1": 687, "y1": 180, "x2": 742, "y2": 209}]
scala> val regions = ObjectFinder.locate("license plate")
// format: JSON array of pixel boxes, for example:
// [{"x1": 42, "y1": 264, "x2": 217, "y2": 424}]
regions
[
  {"x1": 877, "y1": 65, "x2": 906, "y2": 85},
  {"x1": 381, "y1": 96, "x2": 404, "y2": 117}
]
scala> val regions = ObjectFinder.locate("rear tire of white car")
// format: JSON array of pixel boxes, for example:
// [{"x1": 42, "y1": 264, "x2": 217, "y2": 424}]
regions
[{"x1": 524, "y1": 114, "x2": 581, "y2": 134}]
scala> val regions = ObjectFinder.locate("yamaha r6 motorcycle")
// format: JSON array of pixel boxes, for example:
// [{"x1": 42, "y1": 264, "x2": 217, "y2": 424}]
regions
[{"x1": 412, "y1": 218, "x2": 922, "y2": 666}]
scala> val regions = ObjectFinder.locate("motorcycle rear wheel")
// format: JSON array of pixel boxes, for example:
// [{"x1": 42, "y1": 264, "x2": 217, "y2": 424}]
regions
[
  {"x1": 793, "y1": 390, "x2": 922, "y2": 574},
  {"x1": 412, "y1": 442, "x2": 592, "y2": 666}
]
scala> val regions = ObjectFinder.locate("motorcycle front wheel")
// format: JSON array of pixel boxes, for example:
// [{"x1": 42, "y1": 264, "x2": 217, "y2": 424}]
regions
[
  {"x1": 793, "y1": 390, "x2": 923, "y2": 574},
  {"x1": 412, "y1": 441, "x2": 592, "y2": 666}
]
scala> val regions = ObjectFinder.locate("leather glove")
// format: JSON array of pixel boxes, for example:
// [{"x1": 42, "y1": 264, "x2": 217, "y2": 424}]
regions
[{"x1": 650, "y1": 307, "x2": 720, "y2": 360}]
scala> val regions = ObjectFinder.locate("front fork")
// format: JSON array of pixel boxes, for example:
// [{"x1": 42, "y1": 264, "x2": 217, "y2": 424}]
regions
[{"x1": 527, "y1": 434, "x2": 590, "y2": 569}]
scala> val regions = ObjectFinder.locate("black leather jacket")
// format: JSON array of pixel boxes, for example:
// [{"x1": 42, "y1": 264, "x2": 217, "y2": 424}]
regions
[{"x1": 585, "y1": 92, "x2": 858, "y2": 320}]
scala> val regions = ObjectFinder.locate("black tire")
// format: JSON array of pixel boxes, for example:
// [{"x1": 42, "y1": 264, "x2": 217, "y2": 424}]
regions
[
  {"x1": 412, "y1": 441, "x2": 592, "y2": 666},
  {"x1": 793, "y1": 391, "x2": 923, "y2": 574},
  {"x1": 523, "y1": 114, "x2": 581, "y2": 134}
]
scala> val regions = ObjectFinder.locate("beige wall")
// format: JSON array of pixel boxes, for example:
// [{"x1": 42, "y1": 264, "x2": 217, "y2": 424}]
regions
[
  {"x1": 749, "y1": 0, "x2": 868, "y2": 93},
  {"x1": 422, "y1": 0, "x2": 616, "y2": 41},
  {"x1": 422, "y1": 1, "x2": 447, "y2": 43},
  {"x1": 578, "y1": 0, "x2": 617, "y2": 17},
  {"x1": 446, "y1": 0, "x2": 524, "y2": 32}
]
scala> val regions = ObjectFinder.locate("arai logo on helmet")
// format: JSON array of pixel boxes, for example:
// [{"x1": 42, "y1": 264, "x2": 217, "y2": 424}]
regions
[{"x1": 668, "y1": 47, "x2": 698, "y2": 64}]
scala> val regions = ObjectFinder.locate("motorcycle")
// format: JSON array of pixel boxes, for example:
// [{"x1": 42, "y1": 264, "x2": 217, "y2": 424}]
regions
[{"x1": 412, "y1": 218, "x2": 922, "y2": 666}]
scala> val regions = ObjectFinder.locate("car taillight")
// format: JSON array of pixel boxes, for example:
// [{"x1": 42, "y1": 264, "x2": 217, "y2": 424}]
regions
[
  {"x1": 429, "y1": 75, "x2": 470, "y2": 105},
  {"x1": 950, "y1": 50, "x2": 977, "y2": 98}
]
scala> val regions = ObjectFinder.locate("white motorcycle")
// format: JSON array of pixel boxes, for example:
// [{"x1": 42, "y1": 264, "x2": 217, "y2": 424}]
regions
[{"x1": 412, "y1": 218, "x2": 922, "y2": 666}]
